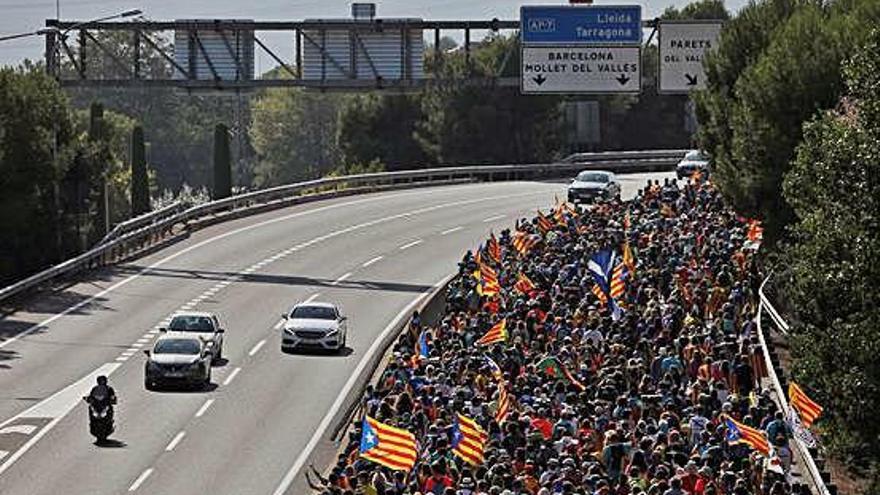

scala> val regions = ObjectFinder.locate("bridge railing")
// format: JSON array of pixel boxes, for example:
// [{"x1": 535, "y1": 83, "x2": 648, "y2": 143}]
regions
[
  {"x1": 757, "y1": 273, "x2": 834, "y2": 495},
  {"x1": 0, "y1": 150, "x2": 685, "y2": 304}
]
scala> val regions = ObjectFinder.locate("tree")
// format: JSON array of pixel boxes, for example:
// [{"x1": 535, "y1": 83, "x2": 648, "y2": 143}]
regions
[
  {"x1": 782, "y1": 27, "x2": 880, "y2": 491},
  {"x1": 662, "y1": 0, "x2": 730, "y2": 20},
  {"x1": 249, "y1": 88, "x2": 341, "y2": 186},
  {"x1": 336, "y1": 94, "x2": 427, "y2": 170},
  {"x1": 417, "y1": 35, "x2": 561, "y2": 165},
  {"x1": 695, "y1": 0, "x2": 880, "y2": 240},
  {"x1": 0, "y1": 65, "x2": 74, "y2": 283},
  {"x1": 130, "y1": 125, "x2": 150, "y2": 216}
]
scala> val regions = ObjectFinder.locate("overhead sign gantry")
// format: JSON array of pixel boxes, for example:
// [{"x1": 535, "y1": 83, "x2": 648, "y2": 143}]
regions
[{"x1": 519, "y1": 5, "x2": 642, "y2": 95}]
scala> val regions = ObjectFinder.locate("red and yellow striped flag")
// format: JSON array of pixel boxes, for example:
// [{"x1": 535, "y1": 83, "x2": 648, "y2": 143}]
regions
[
  {"x1": 591, "y1": 284, "x2": 608, "y2": 306},
  {"x1": 789, "y1": 382, "x2": 823, "y2": 428},
  {"x1": 452, "y1": 414, "x2": 488, "y2": 466},
  {"x1": 495, "y1": 381, "x2": 510, "y2": 423},
  {"x1": 514, "y1": 273, "x2": 536, "y2": 295},
  {"x1": 512, "y1": 231, "x2": 536, "y2": 256},
  {"x1": 536, "y1": 211, "x2": 554, "y2": 234},
  {"x1": 487, "y1": 232, "x2": 502, "y2": 263},
  {"x1": 610, "y1": 262, "x2": 627, "y2": 300},
  {"x1": 359, "y1": 416, "x2": 419, "y2": 471},
  {"x1": 478, "y1": 319, "x2": 507, "y2": 346},
  {"x1": 478, "y1": 262, "x2": 500, "y2": 297},
  {"x1": 622, "y1": 241, "x2": 636, "y2": 276}
]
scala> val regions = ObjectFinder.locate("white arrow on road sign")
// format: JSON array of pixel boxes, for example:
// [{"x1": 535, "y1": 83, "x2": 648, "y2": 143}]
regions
[{"x1": 521, "y1": 46, "x2": 641, "y2": 94}]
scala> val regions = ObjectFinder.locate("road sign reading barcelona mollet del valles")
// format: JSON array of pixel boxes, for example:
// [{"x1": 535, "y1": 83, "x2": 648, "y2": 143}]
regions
[{"x1": 520, "y1": 5, "x2": 642, "y2": 45}]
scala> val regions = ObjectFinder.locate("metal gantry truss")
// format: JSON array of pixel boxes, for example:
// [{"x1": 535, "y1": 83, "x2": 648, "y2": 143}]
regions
[{"x1": 43, "y1": 18, "x2": 524, "y2": 90}]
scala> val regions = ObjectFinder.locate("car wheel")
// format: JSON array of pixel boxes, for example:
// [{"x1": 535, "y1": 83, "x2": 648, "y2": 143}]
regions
[
  {"x1": 215, "y1": 345, "x2": 223, "y2": 362},
  {"x1": 145, "y1": 378, "x2": 154, "y2": 391}
]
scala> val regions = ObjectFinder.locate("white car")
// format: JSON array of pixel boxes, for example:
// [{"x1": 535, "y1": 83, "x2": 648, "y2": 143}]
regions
[
  {"x1": 162, "y1": 311, "x2": 225, "y2": 363},
  {"x1": 676, "y1": 149, "x2": 710, "y2": 179},
  {"x1": 567, "y1": 170, "x2": 621, "y2": 203},
  {"x1": 144, "y1": 335, "x2": 212, "y2": 390},
  {"x1": 281, "y1": 302, "x2": 347, "y2": 352}
]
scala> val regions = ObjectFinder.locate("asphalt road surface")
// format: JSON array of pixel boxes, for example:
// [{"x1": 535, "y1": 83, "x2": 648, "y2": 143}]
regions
[{"x1": 0, "y1": 174, "x2": 672, "y2": 495}]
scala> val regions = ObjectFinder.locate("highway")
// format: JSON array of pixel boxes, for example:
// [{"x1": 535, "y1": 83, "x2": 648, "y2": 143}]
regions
[{"x1": 0, "y1": 174, "x2": 670, "y2": 495}]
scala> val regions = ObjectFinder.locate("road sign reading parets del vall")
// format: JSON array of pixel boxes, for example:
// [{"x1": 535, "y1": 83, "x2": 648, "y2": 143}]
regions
[
  {"x1": 658, "y1": 21, "x2": 722, "y2": 93},
  {"x1": 520, "y1": 5, "x2": 642, "y2": 45}
]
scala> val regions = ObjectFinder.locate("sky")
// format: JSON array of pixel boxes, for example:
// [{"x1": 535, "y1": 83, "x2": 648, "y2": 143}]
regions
[{"x1": 0, "y1": 0, "x2": 748, "y2": 70}]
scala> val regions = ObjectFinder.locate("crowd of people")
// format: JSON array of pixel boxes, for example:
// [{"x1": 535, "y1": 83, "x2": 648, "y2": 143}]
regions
[{"x1": 307, "y1": 177, "x2": 801, "y2": 495}]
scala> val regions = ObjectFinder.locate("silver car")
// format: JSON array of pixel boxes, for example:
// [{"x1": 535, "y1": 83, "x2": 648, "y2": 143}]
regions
[
  {"x1": 144, "y1": 336, "x2": 212, "y2": 390},
  {"x1": 281, "y1": 302, "x2": 348, "y2": 353},
  {"x1": 567, "y1": 170, "x2": 621, "y2": 203},
  {"x1": 162, "y1": 311, "x2": 225, "y2": 363},
  {"x1": 676, "y1": 149, "x2": 710, "y2": 179}
]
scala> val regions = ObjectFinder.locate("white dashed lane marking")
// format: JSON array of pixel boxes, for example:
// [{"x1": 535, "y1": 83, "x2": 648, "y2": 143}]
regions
[
  {"x1": 483, "y1": 214, "x2": 505, "y2": 222},
  {"x1": 128, "y1": 468, "x2": 153, "y2": 492},
  {"x1": 222, "y1": 367, "x2": 241, "y2": 386},
  {"x1": 362, "y1": 256, "x2": 383, "y2": 267},
  {"x1": 398, "y1": 239, "x2": 423, "y2": 250},
  {"x1": 165, "y1": 431, "x2": 186, "y2": 452},
  {"x1": 194, "y1": 399, "x2": 214, "y2": 418},
  {"x1": 249, "y1": 339, "x2": 266, "y2": 357},
  {"x1": 441, "y1": 226, "x2": 463, "y2": 235},
  {"x1": 330, "y1": 273, "x2": 352, "y2": 286},
  {"x1": 303, "y1": 293, "x2": 321, "y2": 304}
]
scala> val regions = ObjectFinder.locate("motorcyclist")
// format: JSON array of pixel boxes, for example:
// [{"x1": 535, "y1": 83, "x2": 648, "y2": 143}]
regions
[{"x1": 86, "y1": 375, "x2": 117, "y2": 420}]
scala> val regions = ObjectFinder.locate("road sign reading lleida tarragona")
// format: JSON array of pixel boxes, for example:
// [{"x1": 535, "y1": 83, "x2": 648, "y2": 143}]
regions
[
  {"x1": 521, "y1": 46, "x2": 640, "y2": 94},
  {"x1": 520, "y1": 5, "x2": 642, "y2": 45},
  {"x1": 658, "y1": 21, "x2": 722, "y2": 93}
]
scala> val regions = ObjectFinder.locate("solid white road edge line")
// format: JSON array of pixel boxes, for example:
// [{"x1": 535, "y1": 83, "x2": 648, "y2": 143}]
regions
[
  {"x1": 441, "y1": 226, "x2": 463, "y2": 235},
  {"x1": 222, "y1": 367, "x2": 242, "y2": 386},
  {"x1": 362, "y1": 256, "x2": 383, "y2": 268},
  {"x1": 271, "y1": 274, "x2": 452, "y2": 495},
  {"x1": 128, "y1": 468, "x2": 153, "y2": 492},
  {"x1": 165, "y1": 431, "x2": 186, "y2": 452},
  {"x1": 248, "y1": 339, "x2": 266, "y2": 357},
  {"x1": 194, "y1": 399, "x2": 214, "y2": 418}
]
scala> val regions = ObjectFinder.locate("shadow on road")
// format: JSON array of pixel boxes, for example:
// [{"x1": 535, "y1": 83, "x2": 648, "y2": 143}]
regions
[
  {"x1": 95, "y1": 438, "x2": 127, "y2": 448},
  {"x1": 281, "y1": 346, "x2": 354, "y2": 358},
  {"x1": 115, "y1": 266, "x2": 433, "y2": 294}
]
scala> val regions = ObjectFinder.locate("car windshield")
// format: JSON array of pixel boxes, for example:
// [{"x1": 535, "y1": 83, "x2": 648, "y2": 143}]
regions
[
  {"x1": 291, "y1": 306, "x2": 337, "y2": 320},
  {"x1": 168, "y1": 315, "x2": 214, "y2": 332},
  {"x1": 154, "y1": 339, "x2": 201, "y2": 355},
  {"x1": 576, "y1": 172, "x2": 609, "y2": 183},
  {"x1": 685, "y1": 150, "x2": 707, "y2": 161}
]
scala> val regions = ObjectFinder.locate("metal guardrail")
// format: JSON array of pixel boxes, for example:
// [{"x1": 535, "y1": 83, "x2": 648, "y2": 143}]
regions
[
  {"x1": 757, "y1": 274, "x2": 832, "y2": 495},
  {"x1": 0, "y1": 150, "x2": 683, "y2": 304}
]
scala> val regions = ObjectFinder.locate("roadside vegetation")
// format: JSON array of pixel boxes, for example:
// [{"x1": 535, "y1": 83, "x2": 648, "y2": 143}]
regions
[{"x1": 696, "y1": 0, "x2": 880, "y2": 489}]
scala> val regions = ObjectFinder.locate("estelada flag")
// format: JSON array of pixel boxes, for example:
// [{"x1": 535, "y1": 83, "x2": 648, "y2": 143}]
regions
[
  {"x1": 789, "y1": 382, "x2": 823, "y2": 428},
  {"x1": 452, "y1": 414, "x2": 488, "y2": 466},
  {"x1": 723, "y1": 415, "x2": 770, "y2": 456},
  {"x1": 478, "y1": 319, "x2": 507, "y2": 346},
  {"x1": 359, "y1": 416, "x2": 418, "y2": 471}
]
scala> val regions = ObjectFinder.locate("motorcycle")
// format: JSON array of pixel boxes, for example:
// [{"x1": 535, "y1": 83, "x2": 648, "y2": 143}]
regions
[{"x1": 83, "y1": 395, "x2": 115, "y2": 442}]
